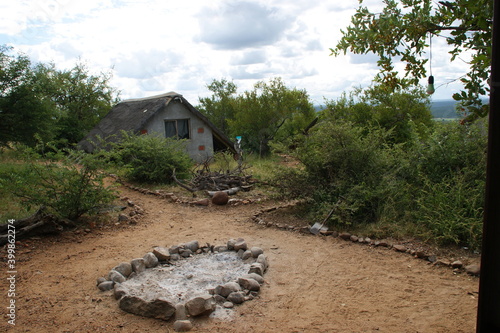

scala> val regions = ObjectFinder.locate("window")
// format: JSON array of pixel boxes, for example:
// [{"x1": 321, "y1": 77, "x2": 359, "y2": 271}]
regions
[{"x1": 165, "y1": 119, "x2": 190, "y2": 139}]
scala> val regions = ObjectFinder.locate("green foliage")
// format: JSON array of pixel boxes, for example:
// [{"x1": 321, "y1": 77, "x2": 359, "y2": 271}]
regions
[
  {"x1": 197, "y1": 78, "x2": 238, "y2": 134},
  {"x1": 0, "y1": 45, "x2": 118, "y2": 148},
  {"x1": 228, "y1": 77, "x2": 316, "y2": 156},
  {"x1": 198, "y1": 77, "x2": 317, "y2": 156},
  {"x1": 332, "y1": 0, "x2": 493, "y2": 120},
  {"x1": 277, "y1": 93, "x2": 487, "y2": 249},
  {"x1": 98, "y1": 132, "x2": 193, "y2": 183},
  {"x1": 0, "y1": 147, "x2": 116, "y2": 220},
  {"x1": 323, "y1": 85, "x2": 433, "y2": 144}
]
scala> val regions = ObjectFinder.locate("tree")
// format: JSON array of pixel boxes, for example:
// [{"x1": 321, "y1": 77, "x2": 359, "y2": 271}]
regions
[
  {"x1": 331, "y1": 0, "x2": 493, "y2": 121},
  {"x1": 0, "y1": 46, "x2": 56, "y2": 146},
  {"x1": 228, "y1": 77, "x2": 316, "y2": 156},
  {"x1": 197, "y1": 78, "x2": 238, "y2": 135},
  {"x1": 323, "y1": 85, "x2": 434, "y2": 144},
  {"x1": 0, "y1": 45, "x2": 119, "y2": 147}
]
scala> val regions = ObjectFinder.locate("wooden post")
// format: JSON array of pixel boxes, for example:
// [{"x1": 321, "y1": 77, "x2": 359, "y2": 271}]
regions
[{"x1": 476, "y1": 0, "x2": 500, "y2": 331}]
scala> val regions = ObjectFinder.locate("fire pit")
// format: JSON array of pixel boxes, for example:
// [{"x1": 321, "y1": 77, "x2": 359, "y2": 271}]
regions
[{"x1": 96, "y1": 238, "x2": 268, "y2": 331}]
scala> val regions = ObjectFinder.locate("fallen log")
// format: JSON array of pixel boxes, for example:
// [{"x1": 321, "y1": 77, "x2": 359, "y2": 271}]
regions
[
  {"x1": 207, "y1": 187, "x2": 241, "y2": 197},
  {"x1": 0, "y1": 206, "x2": 73, "y2": 246}
]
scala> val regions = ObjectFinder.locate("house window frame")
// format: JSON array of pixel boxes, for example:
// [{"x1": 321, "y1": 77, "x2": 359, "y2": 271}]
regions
[{"x1": 164, "y1": 119, "x2": 190, "y2": 140}]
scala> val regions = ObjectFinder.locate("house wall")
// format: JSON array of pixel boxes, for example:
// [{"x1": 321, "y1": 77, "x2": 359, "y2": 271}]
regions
[{"x1": 144, "y1": 101, "x2": 214, "y2": 163}]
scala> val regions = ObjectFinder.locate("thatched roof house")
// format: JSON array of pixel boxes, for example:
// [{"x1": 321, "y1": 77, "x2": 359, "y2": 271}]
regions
[{"x1": 78, "y1": 92, "x2": 235, "y2": 162}]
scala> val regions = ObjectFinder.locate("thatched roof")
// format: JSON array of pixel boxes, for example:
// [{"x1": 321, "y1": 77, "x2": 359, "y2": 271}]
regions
[{"x1": 78, "y1": 92, "x2": 235, "y2": 154}]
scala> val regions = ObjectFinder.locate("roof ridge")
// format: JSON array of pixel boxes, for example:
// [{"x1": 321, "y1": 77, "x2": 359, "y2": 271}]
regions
[{"x1": 120, "y1": 91, "x2": 182, "y2": 103}]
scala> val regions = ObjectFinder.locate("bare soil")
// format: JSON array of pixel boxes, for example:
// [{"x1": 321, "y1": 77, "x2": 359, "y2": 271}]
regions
[{"x1": 1, "y1": 184, "x2": 480, "y2": 332}]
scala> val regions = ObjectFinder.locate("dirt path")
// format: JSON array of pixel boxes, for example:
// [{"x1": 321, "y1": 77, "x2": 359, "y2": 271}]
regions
[{"x1": 1, "y1": 186, "x2": 479, "y2": 332}]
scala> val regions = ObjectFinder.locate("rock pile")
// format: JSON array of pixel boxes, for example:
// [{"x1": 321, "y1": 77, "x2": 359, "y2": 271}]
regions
[{"x1": 96, "y1": 238, "x2": 268, "y2": 332}]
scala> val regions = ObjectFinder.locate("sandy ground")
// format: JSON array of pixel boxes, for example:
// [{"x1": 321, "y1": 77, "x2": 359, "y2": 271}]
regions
[{"x1": 0, "y1": 185, "x2": 479, "y2": 332}]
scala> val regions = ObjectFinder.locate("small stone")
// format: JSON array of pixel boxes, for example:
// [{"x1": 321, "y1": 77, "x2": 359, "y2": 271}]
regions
[
  {"x1": 435, "y1": 259, "x2": 451, "y2": 267},
  {"x1": 223, "y1": 301, "x2": 234, "y2": 308},
  {"x1": 185, "y1": 295, "x2": 216, "y2": 317},
  {"x1": 339, "y1": 232, "x2": 351, "y2": 240},
  {"x1": 98, "y1": 281, "x2": 114, "y2": 291},
  {"x1": 114, "y1": 283, "x2": 128, "y2": 300},
  {"x1": 241, "y1": 273, "x2": 265, "y2": 285},
  {"x1": 350, "y1": 235, "x2": 359, "y2": 242},
  {"x1": 96, "y1": 277, "x2": 107, "y2": 286},
  {"x1": 415, "y1": 251, "x2": 427, "y2": 259},
  {"x1": 227, "y1": 239, "x2": 236, "y2": 250},
  {"x1": 214, "y1": 245, "x2": 228, "y2": 252},
  {"x1": 378, "y1": 240, "x2": 390, "y2": 247},
  {"x1": 364, "y1": 237, "x2": 371, "y2": 244},
  {"x1": 250, "y1": 247, "x2": 264, "y2": 258},
  {"x1": 113, "y1": 262, "x2": 133, "y2": 277},
  {"x1": 241, "y1": 250, "x2": 252, "y2": 260},
  {"x1": 173, "y1": 320, "x2": 193, "y2": 332},
  {"x1": 169, "y1": 245, "x2": 181, "y2": 254},
  {"x1": 234, "y1": 238, "x2": 247, "y2": 251},
  {"x1": 180, "y1": 249, "x2": 193, "y2": 258},
  {"x1": 118, "y1": 214, "x2": 129, "y2": 222},
  {"x1": 143, "y1": 252, "x2": 159, "y2": 268},
  {"x1": 227, "y1": 291, "x2": 246, "y2": 304},
  {"x1": 238, "y1": 277, "x2": 260, "y2": 292},
  {"x1": 184, "y1": 240, "x2": 200, "y2": 252},
  {"x1": 393, "y1": 245, "x2": 406, "y2": 252},
  {"x1": 170, "y1": 253, "x2": 181, "y2": 261},
  {"x1": 451, "y1": 260, "x2": 463, "y2": 269},
  {"x1": 427, "y1": 255, "x2": 437, "y2": 263},
  {"x1": 256, "y1": 254, "x2": 268, "y2": 271},
  {"x1": 193, "y1": 198, "x2": 210, "y2": 206},
  {"x1": 215, "y1": 282, "x2": 241, "y2": 297},
  {"x1": 248, "y1": 262, "x2": 265, "y2": 276},
  {"x1": 212, "y1": 191, "x2": 229, "y2": 205},
  {"x1": 152, "y1": 246, "x2": 171, "y2": 261},
  {"x1": 130, "y1": 258, "x2": 146, "y2": 273},
  {"x1": 108, "y1": 270, "x2": 126, "y2": 283},
  {"x1": 119, "y1": 296, "x2": 175, "y2": 320},
  {"x1": 465, "y1": 264, "x2": 480, "y2": 276}
]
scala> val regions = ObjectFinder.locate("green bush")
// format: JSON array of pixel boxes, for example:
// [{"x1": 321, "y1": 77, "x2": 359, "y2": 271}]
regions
[
  {"x1": 99, "y1": 132, "x2": 193, "y2": 183},
  {"x1": 0, "y1": 148, "x2": 116, "y2": 220}
]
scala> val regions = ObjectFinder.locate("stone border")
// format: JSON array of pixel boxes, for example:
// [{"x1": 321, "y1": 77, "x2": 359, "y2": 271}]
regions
[
  {"x1": 251, "y1": 205, "x2": 480, "y2": 277},
  {"x1": 96, "y1": 238, "x2": 268, "y2": 332}
]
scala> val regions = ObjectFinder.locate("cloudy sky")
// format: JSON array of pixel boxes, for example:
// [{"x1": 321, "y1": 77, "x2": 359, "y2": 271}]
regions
[{"x1": 0, "y1": 0, "x2": 470, "y2": 104}]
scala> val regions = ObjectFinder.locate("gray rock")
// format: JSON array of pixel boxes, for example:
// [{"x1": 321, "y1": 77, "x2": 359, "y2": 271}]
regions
[
  {"x1": 169, "y1": 245, "x2": 181, "y2": 254},
  {"x1": 175, "y1": 303, "x2": 188, "y2": 320},
  {"x1": 451, "y1": 260, "x2": 464, "y2": 269},
  {"x1": 339, "y1": 232, "x2": 351, "y2": 240},
  {"x1": 98, "y1": 281, "x2": 114, "y2": 291},
  {"x1": 143, "y1": 252, "x2": 159, "y2": 268},
  {"x1": 96, "y1": 277, "x2": 107, "y2": 286},
  {"x1": 152, "y1": 246, "x2": 171, "y2": 261},
  {"x1": 170, "y1": 253, "x2": 181, "y2": 261},
  {"x1": 130, "y1": 258, "x2": 146, "y2": 273},
  {"x1": 248, "y1": 262, "x2": 265, "y2": 276},
  {"x1": 238, "y1": 277, "x2": 260, "y2": 292},
  {"x1": 214, "y1": 295, "x2": 226, "y2": 303},
  {"x1": 350, "y1": 235, "x2": 359, "y2": 242},
  {"x1": 250, "y1": 247, "x2": 264, "y2": 258},
  {"x1": 241, "y1": 250, "x2": 252, "y2": 260},
  {"x1": 234, "y1": 238, "x2": 247, "y2": 251},
  {"x1": 108, "y1": 270, "x2": 126, "y2": 283},
  {"x1": 241, "y1": 273, "x2": 265, "y2": 285},
  {"x1": 465, "y1": 264, "x2": 480, "y2": 276},
  {"x1": 118, "y1": 213, "x2": 129, "y2": 222},
  {"x1": 180, "y1": 249, "x2": 193, "y2": 258},
  {"x1": 393, "y1": 245, "x2": 406, "y2": 252},
  {"x1": 119, "y1": 295, "x2": 175, "y2": 320},
  {"x1": 215, "y1": 282, "x2": 241, "y2": 297},
  {"x1": 223, "y1": 301, "x2": 234, "y2": 308},
  {"x1": 185, "y1": 295, "x2": 216, "y2": 317},
  {"x1": 173, "y1": 320, "x2": 193, "y2": 332},
  {"x1": 227, "y1": 239, "x2": 236, "y2": 250},
  {"x1": 256, "y1": 254, "x2": 268, "y2": 271},
  {"x1": 184, "y1": 240, "x2": 199, "y2": 252},
  {"x1": 214, "y1": 246, "x2": 228, "y2": 252},
  {"x1": 114, "y1": 283, "x2": 128, "y2": 300},
  {"x1": 113, "y1": 262, "x2": 133, "y2": 277},
  {"x1": 227, "y1": 291, "x2": 246, "y2": 304}
]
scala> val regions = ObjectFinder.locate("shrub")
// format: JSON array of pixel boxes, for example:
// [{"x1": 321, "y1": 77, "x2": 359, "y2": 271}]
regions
[
  {"x1": 100, "y1": 131, "x2": 193, "y2": 183},
  {"x1": 0, "y1": 148, "x2": 116, "y2": 220}
]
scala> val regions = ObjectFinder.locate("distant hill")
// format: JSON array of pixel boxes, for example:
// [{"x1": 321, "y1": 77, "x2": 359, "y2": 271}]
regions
[
  {"x1": 314, "y1": 100, "x2": 462, "y2": 119},
  {"x1": 430, "y1": 100, "x2": 460, "y2": 119}
]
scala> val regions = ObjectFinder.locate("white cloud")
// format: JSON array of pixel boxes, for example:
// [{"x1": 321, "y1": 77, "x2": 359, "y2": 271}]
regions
[{"x1": 0, "y1": 0, "x2": 472, "y2": 105}]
